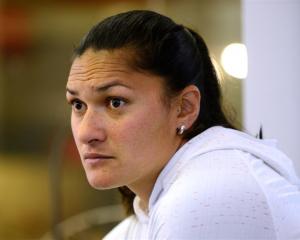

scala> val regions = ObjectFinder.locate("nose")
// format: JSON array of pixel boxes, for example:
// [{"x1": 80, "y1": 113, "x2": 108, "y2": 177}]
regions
[{"x1": 75, "y1": 109, "x2": 107, "y2": 145}]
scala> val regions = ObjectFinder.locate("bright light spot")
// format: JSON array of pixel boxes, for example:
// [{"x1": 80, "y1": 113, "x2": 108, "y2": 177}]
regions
[{"x1": 221, "y1": 43, "x2": 248, "y2": 79}]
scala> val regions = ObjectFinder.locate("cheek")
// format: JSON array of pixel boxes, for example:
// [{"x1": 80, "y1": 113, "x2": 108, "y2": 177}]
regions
[{"x1": 113, "y1": 103, "x2": 171, "y2": 155}]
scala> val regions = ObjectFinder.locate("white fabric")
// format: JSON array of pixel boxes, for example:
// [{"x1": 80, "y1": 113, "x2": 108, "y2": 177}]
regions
[{"x1": 103, "y1": 126, "x2": 300, "y2": 240}]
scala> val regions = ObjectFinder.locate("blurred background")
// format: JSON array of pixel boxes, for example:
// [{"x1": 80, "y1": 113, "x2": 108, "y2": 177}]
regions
[{"x1": 0, "y1": 0, "x2": 299, "y2": 239}]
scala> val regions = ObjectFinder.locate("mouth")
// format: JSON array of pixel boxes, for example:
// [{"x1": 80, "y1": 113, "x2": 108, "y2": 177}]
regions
[{"x1": 83, "y1": 153, "x2": 114, "y2": 164}]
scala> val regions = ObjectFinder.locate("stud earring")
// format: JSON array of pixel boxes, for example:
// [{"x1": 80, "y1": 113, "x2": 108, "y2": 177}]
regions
[{"x1": 177, "y1": 125, "x2": 186, "y2": 135}]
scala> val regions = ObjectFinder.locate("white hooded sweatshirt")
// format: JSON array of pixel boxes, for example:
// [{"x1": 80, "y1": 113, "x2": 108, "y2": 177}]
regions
[{"x1": 104, "y1": 126, "x2": 300, "y2": 240}]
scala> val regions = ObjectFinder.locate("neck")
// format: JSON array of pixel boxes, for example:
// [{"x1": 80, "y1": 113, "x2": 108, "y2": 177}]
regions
[
  {"x1": 127, "y1": 173, "x2": 157, "y2": 212},
  {"x1": 127, "y1": 138, "x2": 187, "y2": 213}
]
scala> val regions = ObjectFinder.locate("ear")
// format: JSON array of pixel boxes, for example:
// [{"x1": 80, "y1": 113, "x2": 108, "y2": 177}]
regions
[{"x1": 176, "y1": 85, "x2": 201, "y2": 130}]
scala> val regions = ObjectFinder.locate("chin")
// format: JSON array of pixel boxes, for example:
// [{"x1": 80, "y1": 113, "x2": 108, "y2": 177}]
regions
[{"x1": 86, "y1": 172, "x2": 119, "y2": 190}]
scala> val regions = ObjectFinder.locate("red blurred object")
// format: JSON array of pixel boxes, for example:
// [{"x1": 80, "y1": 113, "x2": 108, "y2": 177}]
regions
[
  {"x1": 0, "y1": 7, "x2": 31, "y2": 56},
  {"x1": 63, "y1": 136, "x2": 81, "y2": 165}
]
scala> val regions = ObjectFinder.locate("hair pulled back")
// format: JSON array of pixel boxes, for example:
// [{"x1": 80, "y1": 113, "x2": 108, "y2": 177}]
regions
[{"x1": 74, "y1": 10, "x2": 235, "y2": 215}]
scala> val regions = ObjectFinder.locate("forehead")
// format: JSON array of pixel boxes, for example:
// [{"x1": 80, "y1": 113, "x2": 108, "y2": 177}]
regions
[
  {"x1": 67, "y1": 48, "x2": 166, "y2": 93},
  {"x1": 69, "y1": 49, "x2": 133, "y2": 80}
]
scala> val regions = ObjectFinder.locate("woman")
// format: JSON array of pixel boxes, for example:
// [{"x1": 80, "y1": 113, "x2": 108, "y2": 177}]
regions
[{"x1": 66, "y1": 10, "x2": 300, "y2": 239}]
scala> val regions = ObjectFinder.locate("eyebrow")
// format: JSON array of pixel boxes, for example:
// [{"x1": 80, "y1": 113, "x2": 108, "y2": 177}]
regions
[{"x1": 66, "y1": 80, "x2": 132, "y2": 95}]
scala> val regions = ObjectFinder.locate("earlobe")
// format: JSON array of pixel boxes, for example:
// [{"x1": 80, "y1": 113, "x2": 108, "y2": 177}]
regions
[{"x1": 177, "y1": 85, "x2": 201, "y2": 130}]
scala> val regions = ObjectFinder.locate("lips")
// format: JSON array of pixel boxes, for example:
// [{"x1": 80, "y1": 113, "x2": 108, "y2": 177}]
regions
[
  {"x1": 83, "y1": 153, "x2": 114, "y2": 164},
  {"x1": 84, "y1": 152, "x2": 113, "y2": 159}
]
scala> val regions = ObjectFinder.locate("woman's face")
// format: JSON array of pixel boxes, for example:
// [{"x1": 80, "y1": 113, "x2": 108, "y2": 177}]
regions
[{"x1": 66, "y1": 49, "x2": 182, "y2": 193}]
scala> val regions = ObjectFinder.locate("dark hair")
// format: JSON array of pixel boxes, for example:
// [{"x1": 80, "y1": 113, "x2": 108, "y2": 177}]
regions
[{"x1": 74, "y1": 10, "x2": 236, "y2": 215}]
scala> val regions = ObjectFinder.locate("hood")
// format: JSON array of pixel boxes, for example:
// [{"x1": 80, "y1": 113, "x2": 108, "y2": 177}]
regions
[
  {"x1": 148, "y1": 126, "x2": 300, "y2": 211},
  {"x1": 186, "y1": 126, "x2": 300, "y2": 186}
]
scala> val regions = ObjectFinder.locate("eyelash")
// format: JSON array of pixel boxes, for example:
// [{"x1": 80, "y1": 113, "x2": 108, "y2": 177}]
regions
[
  {"x1": 70, "y1": 99, "x2": 86, "y2": 113},
  {"x1": 106, "y1": 97, "x2": 127, "y2": 109},
  {"x1": 69, "y1": 97, "x2": 127, "y2": 113}
]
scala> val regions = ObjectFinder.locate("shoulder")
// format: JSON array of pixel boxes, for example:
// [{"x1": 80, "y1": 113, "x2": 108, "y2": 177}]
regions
[
  {"x1": 150, "y1": 149, "x2": 278, "y2": 239},
  {"x1": 163, "y1": 149, "x2": 263, "y2": 208},
  {"x1": 176, "y1": 149, "x2": 252, "y2": 190}
]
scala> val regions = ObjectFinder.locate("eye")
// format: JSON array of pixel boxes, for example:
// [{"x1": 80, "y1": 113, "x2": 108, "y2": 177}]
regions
[
  {"x1": 108, "y1": 97, "x2": 126, "y2": 109},
  {"x1": 71, "y1": 99, "x2": 86, "y2": 113}
]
